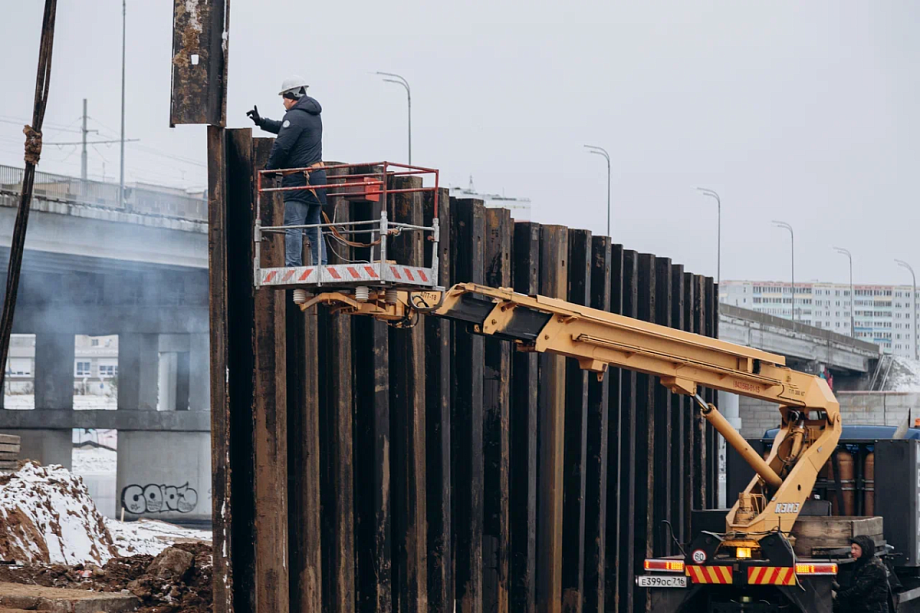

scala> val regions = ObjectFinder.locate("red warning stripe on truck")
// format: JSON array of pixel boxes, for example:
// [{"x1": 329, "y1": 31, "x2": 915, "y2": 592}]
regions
[
  {"x1": 747, "y1": 566, "x2": 796, "y2": 585},
  {"x1": 686, "y1": 565, "x2": 732, "y2": 584}
]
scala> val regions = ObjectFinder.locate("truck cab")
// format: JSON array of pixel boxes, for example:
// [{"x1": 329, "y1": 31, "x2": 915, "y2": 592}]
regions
[{"x1": 659, "y1": 425, "x2": 920, "y2": 613}]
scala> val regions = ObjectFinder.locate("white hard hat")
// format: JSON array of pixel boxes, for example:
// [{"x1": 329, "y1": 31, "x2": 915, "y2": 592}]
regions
[{"x1": 279, "y1": 75, "x2": 309, "y2": 96}]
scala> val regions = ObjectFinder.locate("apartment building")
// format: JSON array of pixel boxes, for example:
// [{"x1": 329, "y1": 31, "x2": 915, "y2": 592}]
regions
[{"x1": 720, "y1": 280, "x2": 919, "y2": 357}]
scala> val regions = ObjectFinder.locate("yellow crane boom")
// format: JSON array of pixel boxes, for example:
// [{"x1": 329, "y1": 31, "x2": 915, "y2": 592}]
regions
[{"x1": 302, "y1": 282, "x2": 841, "y2": 548}]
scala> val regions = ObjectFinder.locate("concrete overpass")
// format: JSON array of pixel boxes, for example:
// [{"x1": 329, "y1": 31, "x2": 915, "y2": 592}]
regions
[
  {"x1": 0, "y1": 166, "x2": 211, "y2": 521},
  {"x1": 720, "y1": 304, "x2": 883, "y2": 438},
  {"x1": 719, "y1": 303, "x2": 880, "y2": 375}
]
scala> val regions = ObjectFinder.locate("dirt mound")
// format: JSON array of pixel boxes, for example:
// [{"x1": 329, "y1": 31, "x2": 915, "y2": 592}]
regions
[
  {"x1": 0, "y1": 543, "x2": 212, "y2": 612},
  {"x1": 0, "y1": 461, "x2": 116, "y2": 565}
]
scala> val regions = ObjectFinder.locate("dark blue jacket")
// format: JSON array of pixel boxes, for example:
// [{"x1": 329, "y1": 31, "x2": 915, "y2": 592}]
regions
[{"x1": 259, "y1": 96, "x2": 323, "y2": 202}]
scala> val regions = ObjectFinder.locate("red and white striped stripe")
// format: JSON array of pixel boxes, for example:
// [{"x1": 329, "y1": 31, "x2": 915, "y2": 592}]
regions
[{"x1": 259, "y1": 263, "x2": 435, "y2": 287}]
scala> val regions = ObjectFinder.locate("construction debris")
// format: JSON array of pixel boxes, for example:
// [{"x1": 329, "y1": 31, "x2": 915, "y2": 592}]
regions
[{"x1": 0, "y1": 542, "x2": 212, "y2": 612}]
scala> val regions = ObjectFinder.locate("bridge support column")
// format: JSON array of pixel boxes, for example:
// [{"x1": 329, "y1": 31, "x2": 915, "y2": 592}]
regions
[
  {"x1": 158, "y1": 352, "x2": 178, "y2": 411},
  {"x1": 188, "y1": 333, "x2": 209, "y2": 411},
  {"x1": 717, "y1": 391, "x2": 740, "y2": 508},
  {"x1": 118, "y1": 334, "x2": 159, "y2": 410},
  {"x1": 35, "y1": 333, "x2": 75, "y2": 410},
  {"x1": 116, "y1": 430, "x2": 211, "y2": 521}
]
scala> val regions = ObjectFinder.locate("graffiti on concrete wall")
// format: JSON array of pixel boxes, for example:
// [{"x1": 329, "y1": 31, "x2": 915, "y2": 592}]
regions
[{"x1": 121, "y1": 482, "x2": 198, "y2": 514}]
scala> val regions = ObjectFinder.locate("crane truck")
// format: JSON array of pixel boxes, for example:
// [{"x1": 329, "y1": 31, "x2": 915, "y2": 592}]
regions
[{"x1": 253, "y1": 163, "x2": 866, "y2": 612}]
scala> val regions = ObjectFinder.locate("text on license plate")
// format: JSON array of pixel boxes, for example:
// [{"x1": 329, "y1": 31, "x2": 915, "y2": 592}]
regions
[{"x1": 636, "y1": 575, "x2": 688, "y2": 588}]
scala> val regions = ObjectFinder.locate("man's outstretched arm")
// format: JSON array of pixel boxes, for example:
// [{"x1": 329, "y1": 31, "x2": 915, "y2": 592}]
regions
[{"x1": 247, "y1": 105, "x2": 282, "y2": 134}]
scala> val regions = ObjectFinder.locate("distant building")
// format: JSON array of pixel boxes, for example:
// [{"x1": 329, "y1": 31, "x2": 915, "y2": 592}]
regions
[
  {"x1": 5, "y1": 334, "x2": 118, "y2": 396},
  {"x1": 449, "y1": 176, "x2": 532, "y2": 221},
  {"x1": 720, "y1": 280, "x2": 919, "y2": 357}
]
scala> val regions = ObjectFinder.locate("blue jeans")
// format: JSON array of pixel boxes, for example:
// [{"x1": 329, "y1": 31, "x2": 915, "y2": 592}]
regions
[{"x1": 284, "y1": 199, "x2": 326, "y2": 266}]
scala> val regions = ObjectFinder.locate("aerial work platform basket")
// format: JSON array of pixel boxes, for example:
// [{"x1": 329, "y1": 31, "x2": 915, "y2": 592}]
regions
[{"x1": 253, "y1": 162, "x2": 441, "y2": 296}]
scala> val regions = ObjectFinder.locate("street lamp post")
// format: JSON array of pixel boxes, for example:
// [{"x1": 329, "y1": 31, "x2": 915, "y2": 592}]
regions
[
  {"x1": 834, "y1": 247, "x2": 855, "y2": 338},
  {"x1": 376, "y1": 72, "x2": 411, "y2": 164},
  {"x1": 119, "y1": 0, "x2": 126, "y2": 205},
  {"x1": 772, "y1": 221, "x2": 795, "y2": 325},
  {"x1": 896, "y1": 259, "x2": 918, "y2": 361},
  {"x1": 697, "y1": 188, "x2": 721, "y2": 286},
  {"x1": 584, "y1": 145, "x2": 611, "y2": 237}
]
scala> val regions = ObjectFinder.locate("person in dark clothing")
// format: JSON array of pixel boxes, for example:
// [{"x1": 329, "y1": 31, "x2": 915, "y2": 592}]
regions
[
  {"x1": 834, "y1": 535, "x2": 889, "y2": 613},
  {"x1": 247, "y1": 75, "x2": 327, "y2": 267}
]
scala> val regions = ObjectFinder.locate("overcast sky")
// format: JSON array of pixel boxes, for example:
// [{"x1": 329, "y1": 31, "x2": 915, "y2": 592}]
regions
[{"x1": 3, "y1": 1, "x2": 919, "y2": 285}]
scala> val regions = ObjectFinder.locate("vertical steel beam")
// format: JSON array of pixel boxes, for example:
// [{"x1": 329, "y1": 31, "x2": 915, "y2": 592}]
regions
[
  {"x1": 350, "y1": 175, "x2": 386, "y2": 613},
  {"x1": 536, "y1": 225, "x2": 568, "y2": 613},
  {"x1": 583, "y1": 237, "x2": 611, "y2": 613},
  {"x1": 616, "y1": 249, "x2": 638, "y2": 613},
  {"x1": 633, "y1": 254, "x2": 656, "y2": 613},
  {"x1": 389, "y1": 176, "x2": 428, "y2": 613},
  {"x1": 669, "y1": 265, "x2": 686, "y2": 545},
  {"x1": 223, "y1": 128, "x2": 257, "y2": 612},
  {"x1": 653, "y1": 257, "x2": 672, "y2": 556},
  {"x1": 319, "y1": 294, "x2": 357, "y2": 613},
  {"x1": 705, "y1": 277, "x2": 719, "y2": 510},
  {"x1": 692, "y1": 275, "x2": 708, "y2": 512},
  {"x1": 207, "y1": 125, "x2": 233, "y2": 613},
  {"x1": 682, "y1": 273, "x2": 696, "y2": 537},
  {"x1": 423, "y1": 189, "x2": 453, "y2": 613},
  {"x1": 483, "y1": 207, "x2": 512, "y2": 613},
  {"x1": 169, "y1": 0, "x2": 229, "y2": 126},
  {"x1": 251, "y1": 138, "x2": 289, "y2": 613},
  {"x1": 562, "y1": 229, "x2": 591, "y2": 613},
  {"x1": 287, "y1": 294, "x2": 321, "y2": 612},
  {"x1": 712, "y1": 281, "x2": 721, "y2": 512},
  {"x1": 605, "y1": 244, "x2": 625, "y2": 612},
  {"x1": 451, "y1": 198, "x2": 486, "y2": 613},
  {"x1": 510, "y1": 222, "x2": 540, "y2": 613}
]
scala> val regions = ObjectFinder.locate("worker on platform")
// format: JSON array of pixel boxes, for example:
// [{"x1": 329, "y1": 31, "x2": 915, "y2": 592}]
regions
[
  {"x1": 247, "y1": 76, "x2": 327, "y2": 267},
  {"x1": 833, "y1": 535, "x2": 890, "y2": 613}
]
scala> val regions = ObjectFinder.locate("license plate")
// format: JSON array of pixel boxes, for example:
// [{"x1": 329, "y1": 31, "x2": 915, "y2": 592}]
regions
[{"x1": 636, "y1": 575, "x2": 688, "y2": 588}]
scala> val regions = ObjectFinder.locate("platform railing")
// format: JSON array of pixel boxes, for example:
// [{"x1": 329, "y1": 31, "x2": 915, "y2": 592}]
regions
[{"x1": 254, "y1": 162, "x2": 440, "y2": 291}]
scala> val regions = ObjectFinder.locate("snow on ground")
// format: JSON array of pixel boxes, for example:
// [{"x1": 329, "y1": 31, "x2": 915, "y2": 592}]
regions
[
  {"x1": 884, "y1": 356, "x2": 920, "y2": 392},
  {"x1": 106, "y1": 518, "x2": 211, "y2": 557},
  {"x1": 2, "y1": 394, "x2": 117, "y2": 411},
  {"x1": 72, "y1": 446, "x2": 117, "y2": 475},
  {"x1": 0, "y1": 461, "x2": 115, "y2": 565}
]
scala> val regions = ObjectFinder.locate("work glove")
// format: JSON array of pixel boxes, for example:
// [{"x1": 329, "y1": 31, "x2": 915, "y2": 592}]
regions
[{"x1": 246, "y1": 105, "x2": 261, "y2": 126}]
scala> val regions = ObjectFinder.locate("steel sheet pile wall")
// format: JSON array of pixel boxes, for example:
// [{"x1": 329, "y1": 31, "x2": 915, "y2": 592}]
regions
[{"x1": 208, "y1": 128, "x2": 719, "y2": 613}]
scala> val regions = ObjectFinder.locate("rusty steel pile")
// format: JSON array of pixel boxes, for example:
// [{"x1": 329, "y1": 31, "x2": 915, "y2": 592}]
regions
[{"x1": 206, "y1": 128, "x2": 720, "y2": 613}]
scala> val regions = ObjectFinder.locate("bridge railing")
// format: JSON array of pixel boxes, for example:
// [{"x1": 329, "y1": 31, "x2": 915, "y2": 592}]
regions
[{"x1": 0, "y1": 164, "x2": 206, "y2": 222}]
